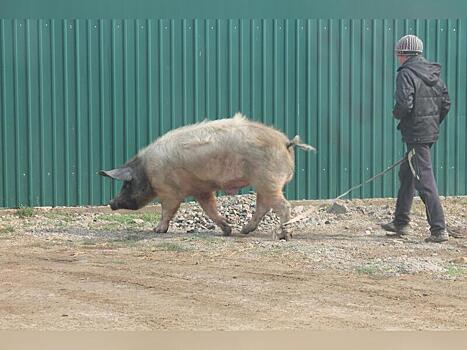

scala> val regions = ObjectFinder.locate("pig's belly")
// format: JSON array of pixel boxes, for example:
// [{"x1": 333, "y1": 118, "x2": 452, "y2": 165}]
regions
[
  {"x1": 182, "y1": 153, "x2": 252, "y2": 194},
  {"x1": 221, "y1": 179, "x2": 250, "y2": 195}
]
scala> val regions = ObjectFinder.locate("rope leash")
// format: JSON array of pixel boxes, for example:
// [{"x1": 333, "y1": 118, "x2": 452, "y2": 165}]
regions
[
  {"x1": 407, "y1": 148, "x2": 420, "y2": 181},
  {"x1": 284, "y1": 155, "x2": 408, "y2": 226}
]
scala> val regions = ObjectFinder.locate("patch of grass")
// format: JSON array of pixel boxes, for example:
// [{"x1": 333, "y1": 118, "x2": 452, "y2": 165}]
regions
[
  {"x1": 395, "y1": 264, "x2": 411, "y2": 275},
  {"x1": 0, "y1": 225, "x2": 15, "y2": 234},
  {"x1": 80, "y1": 239, "x2": 97, "y2": 246},
  {"x1": 153, "y1": 242, "x2": 189, "y2": 252},
  {"x1": 356, "y1": 263, "x2": 381, "y2": 276},
  {"x1": 16, "y1": 206, "x2": 35, "y2": 218},
  {"x1": 445, "y1": 264, "x2": 465, "y2": 278},
  {"x1": 93, "y1": 223, "x2": 121, "y2": 231},
  {"x1": 24, "y1": 241, "x2": 52, "y2": 249},
  {"x1": 42, "y1": 211, "x2": 75, "y2": 222},
  {"x1": 187, "y1": 234, "x2": 222, "y2": 244},
  {"x1": 78, "y1": 240, "x2": 119, "y2": 250},
  {"x1": 137, "y1": 212, "x2": 161, "y2": 224},
  {"x1": 98, "y1": 212, "x2": 160, "y2": 226},
  {"x1": 115, "y1": 234, "x2": 144, "y2": 243},
  {"x1": 99, "y1": 214, "x2": 135, "y2": 225}
]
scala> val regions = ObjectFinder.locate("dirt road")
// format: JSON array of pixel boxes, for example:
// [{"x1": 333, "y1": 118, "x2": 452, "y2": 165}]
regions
[{"x1": 0, "y1": 197, "x2": 465, "y2": 330}]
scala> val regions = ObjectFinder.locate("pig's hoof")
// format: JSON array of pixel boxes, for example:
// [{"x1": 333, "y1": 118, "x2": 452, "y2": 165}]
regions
[
  {"x1": 221, "y1": 226, "x2": 232, "y2": 236},
  {"x1": 277, "y1": 230, "x2": 291, "y2": 241},
  {"x1": 240, "y1": 226, "x2": 253, "y2": 235},
  {"x1": 154, "y1": 225, "x2": 168, "y2": 234}
]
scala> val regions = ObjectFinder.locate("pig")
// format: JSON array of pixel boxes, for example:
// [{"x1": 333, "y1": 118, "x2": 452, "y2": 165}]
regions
[{"x1": 99, "y1": 113, "x2": 316, "y2": 240}]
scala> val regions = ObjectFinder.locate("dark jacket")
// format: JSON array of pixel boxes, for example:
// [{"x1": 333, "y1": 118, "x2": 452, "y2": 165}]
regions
[{"x1": 393, "y1": 55, "x2": 451, "y2": 144}]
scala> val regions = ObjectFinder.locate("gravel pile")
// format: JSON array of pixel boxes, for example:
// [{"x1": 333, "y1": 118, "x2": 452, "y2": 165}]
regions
[
  {"x1": 172, "y1": 194, "x2": 281, "y2": 233},
  {"x1": 170, "y1": 194, "x2": 361, "y2": 234}
]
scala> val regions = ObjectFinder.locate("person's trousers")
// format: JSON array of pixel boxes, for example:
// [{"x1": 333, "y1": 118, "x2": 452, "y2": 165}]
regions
[{"x1": 394, "y1": 143, "x2": 446, "y2": 234}]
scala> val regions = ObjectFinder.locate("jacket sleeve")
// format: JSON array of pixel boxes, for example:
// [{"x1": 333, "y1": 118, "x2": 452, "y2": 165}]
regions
[
  {"x1": 439, "y1": 82, "x2": 451, "y2": 124},
  {"x1": 392, "y1": 69, "x2": 415, "y2": 120}
]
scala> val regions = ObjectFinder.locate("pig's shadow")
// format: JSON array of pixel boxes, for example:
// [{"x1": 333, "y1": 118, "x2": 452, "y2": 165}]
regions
[
  {"x1": 40, "y1": 227, "x2": 228, "y2": 242},
  {"x1": 39, "y1": 227, "x2": 355, "y2": 242},
  {"x1": 39, "y1": 227, "x2": 154, "y2": 242}
]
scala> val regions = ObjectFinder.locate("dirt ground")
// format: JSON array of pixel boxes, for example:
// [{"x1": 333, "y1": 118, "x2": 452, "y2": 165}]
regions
[{"x1": 0, "y1": 196, "x2": 465, "y2": 330}]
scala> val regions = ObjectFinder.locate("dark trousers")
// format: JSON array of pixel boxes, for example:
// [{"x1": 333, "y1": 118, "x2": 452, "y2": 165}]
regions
[{"x1": 394, "y1": 143, "x2": 446, "y2": 234}]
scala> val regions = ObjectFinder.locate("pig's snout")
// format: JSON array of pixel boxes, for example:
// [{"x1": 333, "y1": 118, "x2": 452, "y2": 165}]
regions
[
  {"x1": 109, "y1": 199, "x2": 118, "y2": 210},
  {"x1": 109, "y1": 198, "x2": 140, "y2": 210}
]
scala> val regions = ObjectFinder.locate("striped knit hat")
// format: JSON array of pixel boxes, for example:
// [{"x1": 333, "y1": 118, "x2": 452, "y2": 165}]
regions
[{"x1": 395, "y1": 35, "x2": 423, "y2": 55}]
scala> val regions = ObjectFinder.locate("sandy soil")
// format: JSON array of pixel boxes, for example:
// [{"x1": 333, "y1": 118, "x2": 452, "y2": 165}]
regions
[{"x1": 0, "y1": 196, "x2": 465, "y2": 330}]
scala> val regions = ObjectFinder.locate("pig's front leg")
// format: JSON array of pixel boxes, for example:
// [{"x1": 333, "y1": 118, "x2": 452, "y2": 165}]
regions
[
  {"x1": 154, "y1": 197, "x2": 182, "y2": 233},
  {"x1": 195, "y1": 192, "x2": 232, "y2": 236}
]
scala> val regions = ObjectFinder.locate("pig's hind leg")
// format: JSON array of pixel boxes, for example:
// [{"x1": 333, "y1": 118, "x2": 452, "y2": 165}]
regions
[
  {"x1": 240, "y1": 193, "x2": 272, "y2": 235},
  {"x1": 245, "y1": 187, "x2": 291, "y2": 240},
  {"x1": 270, "y1": 193, "x2": 292, "y2": 240},
  {"x1": 195, "y1": 192, "x2": 232, "y2": 236}
]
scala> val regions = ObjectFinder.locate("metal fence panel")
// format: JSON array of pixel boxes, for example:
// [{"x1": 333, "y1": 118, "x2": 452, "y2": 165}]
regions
[{"x1": 0, "y1": 19, "x2": 466, "y2": 207}]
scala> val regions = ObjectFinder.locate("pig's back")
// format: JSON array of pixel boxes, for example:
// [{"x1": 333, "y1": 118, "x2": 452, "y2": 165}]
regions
[
  {"x1": 140, "y1": 113, "x2": 294, "y2": 190},
  {"x1": 144, "y1": 114, "x2": 289, "y2": 158}
]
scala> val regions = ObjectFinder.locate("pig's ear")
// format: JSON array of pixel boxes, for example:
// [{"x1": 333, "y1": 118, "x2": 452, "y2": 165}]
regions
[{"x1": 98, "y1": 167, "x2": 133, "y2": 181}]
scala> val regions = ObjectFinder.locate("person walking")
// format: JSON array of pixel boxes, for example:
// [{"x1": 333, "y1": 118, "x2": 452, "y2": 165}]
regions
[{"x1": 381, "y1": 34, "x2": 451, "y2": 243}]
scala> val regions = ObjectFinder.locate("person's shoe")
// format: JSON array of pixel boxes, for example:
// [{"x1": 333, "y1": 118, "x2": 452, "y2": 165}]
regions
[
  {"x1": 381, "y1": 221, "x2": 409, "y2": 237},
  {"x1": 425, "y1": 230, "x2": 449, "y2": 243}
]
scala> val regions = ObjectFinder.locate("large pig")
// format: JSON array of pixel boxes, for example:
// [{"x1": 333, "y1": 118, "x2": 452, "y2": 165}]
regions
[{"x1": 99, "y1": 113, "x2": 315, "y2": 240}]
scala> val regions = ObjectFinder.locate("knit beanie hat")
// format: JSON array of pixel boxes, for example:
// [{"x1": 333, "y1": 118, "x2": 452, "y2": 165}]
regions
[{"x1": 395, "y1": 35, "x2": 423, "y2": 55}]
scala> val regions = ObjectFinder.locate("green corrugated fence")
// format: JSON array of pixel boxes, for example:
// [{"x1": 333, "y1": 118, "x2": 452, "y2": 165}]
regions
[{"x1": 0, "y1": 18, "x2": 466, "y2": 207}]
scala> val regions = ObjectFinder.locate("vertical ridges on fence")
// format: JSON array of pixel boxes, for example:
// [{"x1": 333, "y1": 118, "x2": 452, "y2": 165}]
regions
[{"x1": 0, "y1": 18, "x2": 466, "y2": 207}]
